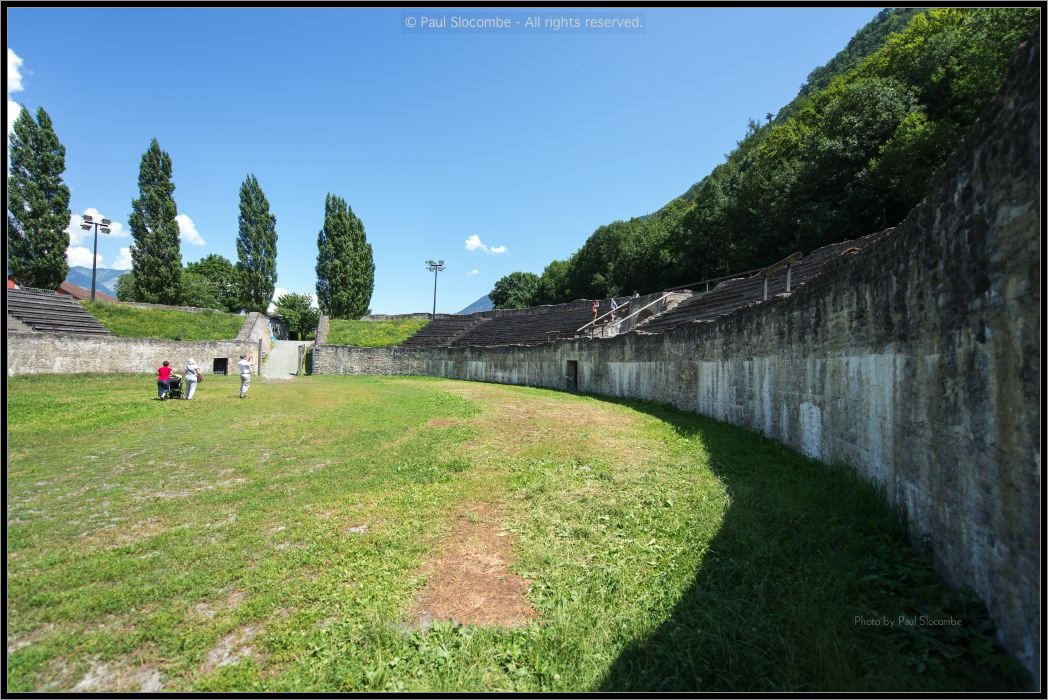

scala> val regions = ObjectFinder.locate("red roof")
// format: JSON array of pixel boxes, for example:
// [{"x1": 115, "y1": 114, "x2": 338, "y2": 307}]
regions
[{"x1": 57, "y1": 281, "x2": 117, "y2": 302}]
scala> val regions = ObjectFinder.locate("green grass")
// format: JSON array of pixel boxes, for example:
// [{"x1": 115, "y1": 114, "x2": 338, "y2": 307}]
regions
[
  {"x1": 6, "y1": 375, "x2": 1028, "y2": 692},
  {"x1": 83, "y1": 301, "x2": 245, "y2": 340},
  {"x1": 325, "y1": 318, "x2": 429, "y2": 346}
]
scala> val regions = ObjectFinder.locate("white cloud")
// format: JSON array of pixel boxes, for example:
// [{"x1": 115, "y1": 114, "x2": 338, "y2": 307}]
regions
[
  {"x1": 176, "y1": 214, "x2": 206, "y2": 245},
  {"x1": 66, "y1": 208, "x2": 130, "y2": 245},
  {"x1": 466, "y1": 269, "x2": 480, "y2": 277},
  {"x1": 8, "y1": 48, "x2": 25, "y2": 135},
  {"x1": 112, "y1": 247, "x2": 133, "y2": 270},
  {"x1": 268, "y1": 287, "x2": 289, "y2": 314},
  {"x1": 66, "y1": 246, "x2": 102, "y2": 268},
  {"x1": 8, "y1": 48, "x2": 24, "y2": 92},
  {"x1": 465, "y1": 234, "x2": 508, "y2": 255}
]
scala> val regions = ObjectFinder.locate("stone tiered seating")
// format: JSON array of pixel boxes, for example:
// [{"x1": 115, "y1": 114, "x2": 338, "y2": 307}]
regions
[
  {"x1": 6, "y1": 288, "x2": 113, "y2": 335},
  {"x1": 400, "y1": 315, "x2": 487, "y2": 348},
  {"x1": 635, "y1": 229, "x2": 891, "y2": 335},
  {"x1": 398, "y1": 298, "x2": 632, "y2": 348},
  {"x1": 450, "y1": 298, "x2": 631, "y2": 347}
]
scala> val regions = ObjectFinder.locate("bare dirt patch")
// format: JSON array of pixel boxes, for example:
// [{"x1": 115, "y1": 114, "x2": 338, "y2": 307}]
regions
[
  {"x1": 71, "y1": 659, "x2": 163, "y2": 692},
  {"x1": 200, "y1": 625, "x2": 259, "y2": 673},
  {"x1": 425, "y1": 418, "x2": 457, "y2": 427},
  {"x1": 408, "y1": 502, "x2": 537, "y2": 629},
  {"x1": 7, "y1": 623, "x2": 55, "y2": 654},
  {"x1": 192, "y1": 590, "x2": 246, "y2": 620}
]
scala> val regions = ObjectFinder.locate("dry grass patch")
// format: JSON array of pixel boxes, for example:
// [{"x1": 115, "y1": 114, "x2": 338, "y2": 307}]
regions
[{"x1": 409, "y1": 502, "x2": 537, "y2": 629}]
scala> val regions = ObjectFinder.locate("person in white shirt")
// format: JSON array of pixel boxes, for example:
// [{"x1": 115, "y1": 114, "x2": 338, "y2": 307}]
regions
[
  {"x1": 237, "y1": 355, "x2": 253, "y2": 398},
  {"x1": 184, "y1": 358, "x2": 201, "y2": 400}
]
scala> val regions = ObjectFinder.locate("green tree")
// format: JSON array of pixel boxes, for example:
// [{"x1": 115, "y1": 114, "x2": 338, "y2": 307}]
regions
[
  {"x1": 274, "y1": 292, "x2": 320, "y2": 340},
  {"x1": 114, "y1": 270, "x2": 138, "y2": 301},
  {"x1": 538, "y1": 8, "x2": 1036, "y2": 303},
  {"x1": 315, "y1": 194, "x2": 374, "y2": 318},
  {"x1": 236, "y1": 174, "x2": 278, "y2": 312},
  {"x1": 6, "y1": 107, "x2": 71, "y2": 290},
  {"x1": 127, "y1": 139, "x2": 182, "y2": 304},
  {"x1": 532, "y1": 259, "x2": 572, "y2": 305},
  {"x1": 489, "y1": 271, "x2": 539, "y2": 309},
  {"x1": 179, "y1": 269, "x2": 223, "y2": 309},
  {"x1": 187, "y1": 253, "x2": 240, "y2": 312}
]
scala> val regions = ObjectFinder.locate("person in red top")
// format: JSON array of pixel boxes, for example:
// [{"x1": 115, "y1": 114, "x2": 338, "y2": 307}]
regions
[{"x1": 157, "y1": 361, "x2": 173, "y2": 400}]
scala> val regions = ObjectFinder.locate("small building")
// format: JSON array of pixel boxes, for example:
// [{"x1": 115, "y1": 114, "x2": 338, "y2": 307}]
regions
[{"x1": 56, "y1": 281, "x2": 117, "y2": 303}]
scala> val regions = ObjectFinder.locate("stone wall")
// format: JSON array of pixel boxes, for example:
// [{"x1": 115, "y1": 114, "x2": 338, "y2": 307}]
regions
[
  {"x1": 6, "y1": 332, "x2": 257, "y2": 377},
  {"x1": 314, "y1": 34, "x2": 1040, "y2": 678},
  {"x1": 236, "y1": 312, "x2": 273, "y2": 358},
  {"x1": 315, "y1": 315, "x2": 330, "y2": 344}
]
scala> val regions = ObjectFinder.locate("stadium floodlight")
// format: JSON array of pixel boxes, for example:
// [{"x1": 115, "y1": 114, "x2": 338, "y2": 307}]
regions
[
  {"x1": 425, "y1": 259, "x2": 446, "y2": 319},
  {"x1": 80, "y1": 213, "x2": 114, "y2": 302}
]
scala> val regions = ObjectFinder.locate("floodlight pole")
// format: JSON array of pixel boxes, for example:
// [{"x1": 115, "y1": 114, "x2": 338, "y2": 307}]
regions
[
  {"x1": 425, "y1": 259, "x2": 445, "y2": 319},
  {"x1": 81, "y1": 215, "x2": 113, "y2": 301}
]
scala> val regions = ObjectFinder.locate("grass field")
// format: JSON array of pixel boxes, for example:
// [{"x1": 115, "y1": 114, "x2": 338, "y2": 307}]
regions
[
  {"x1": 82, "y1": 302, "x2": 245, "y2": 340},
  {"x1": 325, "y1": 318, "x2": 429, "y2": 346},
  {"x1": 6, "y1": 375, "x2": 1027, "y2": 692}
]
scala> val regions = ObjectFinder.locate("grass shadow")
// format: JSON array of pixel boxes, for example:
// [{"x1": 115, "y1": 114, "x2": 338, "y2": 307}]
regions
[{"x1": 581, "y1": 395, "x2": 1030, "y2": 692}]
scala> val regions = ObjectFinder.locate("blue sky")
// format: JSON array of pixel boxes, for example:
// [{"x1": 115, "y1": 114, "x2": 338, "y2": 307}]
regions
[{"x1": 7, "y1": 7, "x2": 882, "y2": 313}]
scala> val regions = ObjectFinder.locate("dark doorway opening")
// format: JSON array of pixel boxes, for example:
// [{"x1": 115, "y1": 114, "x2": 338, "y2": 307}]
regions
[
  {"x1": 213, "y1": 358, "x2": 229, "y2": 376},
  {"x1": 566, "y1": 360, "x2": 578, "y2": 391}
]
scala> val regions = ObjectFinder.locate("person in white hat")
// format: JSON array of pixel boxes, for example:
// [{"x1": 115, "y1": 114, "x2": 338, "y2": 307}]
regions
[{"x1": 184, "y1": 358, "x2": 202, "y2": 400}]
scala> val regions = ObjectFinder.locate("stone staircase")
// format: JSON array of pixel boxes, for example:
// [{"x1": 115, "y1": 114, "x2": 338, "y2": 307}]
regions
[{"x1": 6, "y1": 288, "x2": 113, "y2": 335}]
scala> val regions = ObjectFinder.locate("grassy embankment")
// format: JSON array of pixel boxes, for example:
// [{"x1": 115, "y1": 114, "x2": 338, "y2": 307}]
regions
[
  {"x1": 82, "y1": 301, "x2": 245, "y2": 341},
  {"x1": 325, "y1": 318, "x2": 429, "y2": 346},
  {"x1": 6, "y1": 375, "x2": 1028, "y2": 692}
]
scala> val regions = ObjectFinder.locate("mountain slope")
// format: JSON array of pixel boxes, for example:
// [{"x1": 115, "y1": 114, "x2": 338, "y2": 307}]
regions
[
  {"x1": 457, "y1": 295, "x2": 494, "y2": 315},
  {"x1": 65, "y1": 267, "x2": 129, "y2": 297}
]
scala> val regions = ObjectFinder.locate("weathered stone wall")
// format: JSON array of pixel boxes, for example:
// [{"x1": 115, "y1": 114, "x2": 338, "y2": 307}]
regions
[
  {"x1": 315, "y1": 315, "x2": 330, "y2": 345},
  {"x1": 6, "y1": 332, "x2": 258, "y2": 377},
  {"x1": 314, "y1": 34, "x2": 1040, "y2": 678},
  {"x1": 236, "y1": 312, "x2": 273, "y2": 357}
]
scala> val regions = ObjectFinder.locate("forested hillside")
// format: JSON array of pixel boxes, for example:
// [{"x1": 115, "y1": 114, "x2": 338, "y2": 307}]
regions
[{"x1": 502, "y1": 8, "x2": 1038, "y2": 308}]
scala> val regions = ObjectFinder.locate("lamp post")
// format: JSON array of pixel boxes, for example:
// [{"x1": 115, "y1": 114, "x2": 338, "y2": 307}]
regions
[
  {"x1": 80, "y1": 215, "x2": 112, "y2": 301},
  {"x1": 425, "y1": 259, "x2": 445, "y2": 319}
]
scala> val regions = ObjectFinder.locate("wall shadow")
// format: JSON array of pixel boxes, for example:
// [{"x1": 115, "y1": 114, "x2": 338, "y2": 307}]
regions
[{"x1": 580, "y1": 395, "x2": 1029, "y2": 693}]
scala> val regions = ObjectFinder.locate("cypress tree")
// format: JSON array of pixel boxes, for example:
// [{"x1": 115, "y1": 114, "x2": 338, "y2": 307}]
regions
[
  {"x1": 315, "y1": 194, "x2": 374, "y2": 318},
  {"x1": 7, "y1": 107, "x2": 71, "y2": 290},
  {"x1": 127, "y1": 139, "x2": 182, "y2": 304},
  {"x1": 235, "y1": 174, "x2": 278, "y2": 312}
]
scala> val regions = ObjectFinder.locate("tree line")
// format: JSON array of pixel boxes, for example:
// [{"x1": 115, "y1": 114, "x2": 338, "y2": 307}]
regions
[
  {"x1": 7, "y1": 124, "x2": 375, "y2": 330},
  {"x1": 489, "y1": 8, "x2": 1039, "y2": 309}
]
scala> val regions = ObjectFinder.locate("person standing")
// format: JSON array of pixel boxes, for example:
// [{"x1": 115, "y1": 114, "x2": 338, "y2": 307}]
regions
[
  {"x1": 237, "y1": 354, "x2": 253, "y2": 398},
  {"x1": 591, "y1": 299, "x2": 599, "y2": 321},
  {"x1": 157, "y1": 361, "x2": 172, "y2": 400},
  {"x1": 609, "y1": 298, "x2": 618, "y2": 321},
  {"x1": 184, "y1": 358, "x2": 201, "y2": 400}
]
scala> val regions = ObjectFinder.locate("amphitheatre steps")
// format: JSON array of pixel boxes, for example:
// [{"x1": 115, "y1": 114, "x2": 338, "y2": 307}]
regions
[
  {"x1": 393, "y1": 231, "x2": 891, "y2": 349},
  {"x1": 6, "y1": 288, "x2": 113, "y2": 336},
  {"x1": 634, "y1": 229, "x2": 892, "y2": 335}
]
